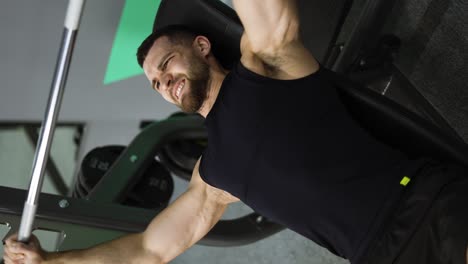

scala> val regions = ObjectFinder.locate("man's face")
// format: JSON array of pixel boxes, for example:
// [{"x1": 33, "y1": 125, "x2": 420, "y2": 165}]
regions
[{"x1": 143, "y1": 36, "x2": 210, "y2": 113}]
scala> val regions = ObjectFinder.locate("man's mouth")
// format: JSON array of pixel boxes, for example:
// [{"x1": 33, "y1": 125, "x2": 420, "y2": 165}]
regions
[{"x1": 174, "y1": 79, "x2": 186, "y2": 101}]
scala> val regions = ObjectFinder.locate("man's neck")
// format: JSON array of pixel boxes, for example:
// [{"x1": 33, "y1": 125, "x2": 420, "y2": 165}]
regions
[{"x1": 198, "y1": 67, "x2": 229, "y2": 118}]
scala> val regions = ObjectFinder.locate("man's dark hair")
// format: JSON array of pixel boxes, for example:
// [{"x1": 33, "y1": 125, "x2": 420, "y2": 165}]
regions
[{"x1": 136, "y1": 25, "x2": 198, "y2": 68}]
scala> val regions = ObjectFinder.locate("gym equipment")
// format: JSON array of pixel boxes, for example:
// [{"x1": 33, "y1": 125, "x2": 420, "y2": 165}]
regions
[
  {"x1": 158, "y1": 114, "x2": 207, "y2": 181},
  {"x1": 74, "y1": 145, "x2": 174, "y2": 209},
  {"x1": 75, "y1": 146, "x2": 127, "y2": 195},
  {"x1": 159, "y1": 138, "x2": 206, "y2": 181},
  {"x1": 24, "y1": 125, "x2": 69, "y2": 196},
  {"x1": 17, "y1": 0, "x2": 86, "y2": 243}
]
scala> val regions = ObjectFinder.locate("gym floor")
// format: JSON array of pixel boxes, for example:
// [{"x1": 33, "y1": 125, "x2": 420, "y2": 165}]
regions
[{"x1": 0, "y1": 0, "x2": 466, "y2": 263}]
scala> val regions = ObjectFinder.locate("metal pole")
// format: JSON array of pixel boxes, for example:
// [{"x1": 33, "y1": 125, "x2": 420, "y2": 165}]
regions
[{"x1": 18, "y1": 0, "x2": 86, "y2": 242}]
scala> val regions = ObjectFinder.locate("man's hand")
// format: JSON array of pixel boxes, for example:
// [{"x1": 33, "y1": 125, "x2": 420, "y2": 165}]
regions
[{"x1": 3, "y1": 234, "x2": 46, "y2": 264}]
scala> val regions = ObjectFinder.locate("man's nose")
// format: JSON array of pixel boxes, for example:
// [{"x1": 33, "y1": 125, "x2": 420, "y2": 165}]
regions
[{"x1": 160, "y1": 74, "x2": 173, "y2": 91}]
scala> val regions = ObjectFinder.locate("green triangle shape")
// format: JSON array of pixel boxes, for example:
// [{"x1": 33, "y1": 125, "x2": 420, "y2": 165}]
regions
[{"x1": 103, "y1": 0, "x2": 161, "y2": 85}]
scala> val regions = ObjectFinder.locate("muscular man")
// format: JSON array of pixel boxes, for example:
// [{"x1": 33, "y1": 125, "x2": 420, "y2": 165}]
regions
[{"x1": 4, "y1": 1, "x2": 468, "y2": 263}]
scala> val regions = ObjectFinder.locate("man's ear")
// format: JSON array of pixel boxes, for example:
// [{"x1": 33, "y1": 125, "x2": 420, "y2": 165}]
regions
[{"x1": 193, "y1": 36, "x2": 211, "y2": 56}]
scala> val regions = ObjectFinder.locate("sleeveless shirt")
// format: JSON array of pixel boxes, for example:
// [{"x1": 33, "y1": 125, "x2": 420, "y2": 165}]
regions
[{"x1": 199, "y1": 62, "x2": 424, "y2": 262}]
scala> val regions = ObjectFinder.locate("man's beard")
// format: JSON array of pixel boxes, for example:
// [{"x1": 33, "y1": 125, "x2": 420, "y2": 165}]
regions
[{"x1": 179, "y1": 55, "x2": 210, "y2": 114}]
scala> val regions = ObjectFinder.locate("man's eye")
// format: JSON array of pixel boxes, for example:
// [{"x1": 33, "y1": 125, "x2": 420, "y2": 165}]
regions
[
  {"x1": 156, "y1": 81, "x2": 160, "y2": 89},
  {"x1": 163, "y1": 57, "x2": 171, "y2": 70}
]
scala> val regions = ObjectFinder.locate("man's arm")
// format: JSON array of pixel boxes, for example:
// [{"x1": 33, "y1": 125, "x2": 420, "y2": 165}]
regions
[
  {"x1": 233, "y1": 0, "x2": 319, "y2": 79},
  {"x1": 4, "y1": 159, "x2": 238, "y2": 264},
  {"x1": 141, "y1": 159, "x2": 238, "y2": 263}
]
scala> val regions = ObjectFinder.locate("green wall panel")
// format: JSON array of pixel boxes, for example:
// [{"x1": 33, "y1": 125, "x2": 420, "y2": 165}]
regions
[{"x1": 104, "y1": 0, "x2": 161, "y2": 85}]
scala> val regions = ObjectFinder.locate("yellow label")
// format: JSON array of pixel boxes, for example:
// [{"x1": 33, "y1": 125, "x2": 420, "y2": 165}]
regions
[{"x1": 400, "y1": 176, "x2": 411, "y2": 186}]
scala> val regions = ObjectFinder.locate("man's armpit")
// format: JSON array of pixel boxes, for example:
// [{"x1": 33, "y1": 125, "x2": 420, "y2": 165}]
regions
[{"x1": 257, "y1": 51, "x2": 286, "y2": 73}]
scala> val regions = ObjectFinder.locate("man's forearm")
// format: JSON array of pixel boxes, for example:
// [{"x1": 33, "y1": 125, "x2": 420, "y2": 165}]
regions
[{"x1": 43, "y1": 233, "x2": 160, "y2": 264}]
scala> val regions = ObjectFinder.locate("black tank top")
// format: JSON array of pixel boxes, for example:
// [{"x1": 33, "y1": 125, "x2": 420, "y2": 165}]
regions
[{"x1": 200, "y1": 62, "x2": 424, "y2": 262}]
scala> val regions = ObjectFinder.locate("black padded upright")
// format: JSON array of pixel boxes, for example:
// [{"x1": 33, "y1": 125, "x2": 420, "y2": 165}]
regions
[
  {"x1": 153, "y1": 0, "x2": 353, "y2": 64},
  {"x1": 295, "y1": 0, "x2": 353, "y2": 63},
  {"x1": 324, "y1": 70, "x2": 468, "y2": 168}
]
